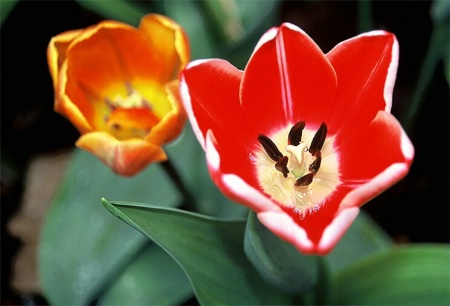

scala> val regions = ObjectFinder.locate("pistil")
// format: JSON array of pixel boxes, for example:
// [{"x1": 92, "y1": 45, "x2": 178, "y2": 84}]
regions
[{"x1": 258, "y1": 121, "x2": 327, "y2": 187}]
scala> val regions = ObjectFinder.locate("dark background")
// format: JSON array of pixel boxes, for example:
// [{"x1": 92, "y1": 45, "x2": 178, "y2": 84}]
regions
[{"x1": 2, "y1": 1, "x2": 448, "y2": 304}]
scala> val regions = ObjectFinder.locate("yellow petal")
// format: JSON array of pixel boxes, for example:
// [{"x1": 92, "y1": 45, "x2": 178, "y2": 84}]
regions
[
  {"x1": 76, "y1": 131, "x2": 167, "y2": 176},
  {"x1": 145, "y1": 80, "x2": 187, "y2": 145}
]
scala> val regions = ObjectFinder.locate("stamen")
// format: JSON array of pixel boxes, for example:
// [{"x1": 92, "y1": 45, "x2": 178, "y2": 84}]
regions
[
  {"x1": 275, "y1": 156, "x2": 289, "y2": 178},
  {"x1": 309, "y1": 151, "x2": 322, "y2": 173},
  {"x1": 295, "y1": 173, "x2": 314, "y2": 187},
  {"x1": 309, "y1": 122, "x2": 327, "y2": 156},
  {"x1": 288, "y1": 121, "x2": 306, "y2": 146},
  {"x1": 258, "y1": 134, "x2": 284, "y2": 162}
]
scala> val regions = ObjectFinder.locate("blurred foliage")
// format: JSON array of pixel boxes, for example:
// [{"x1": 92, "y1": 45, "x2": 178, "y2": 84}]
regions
[{"x1": 402, "y1": 0, "x2": 449, "y2": 132}]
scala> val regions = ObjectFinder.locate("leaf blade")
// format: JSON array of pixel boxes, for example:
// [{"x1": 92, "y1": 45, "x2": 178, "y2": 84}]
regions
[{"x1": 103, "y1": 199, "x2": 293, "y2": 305}]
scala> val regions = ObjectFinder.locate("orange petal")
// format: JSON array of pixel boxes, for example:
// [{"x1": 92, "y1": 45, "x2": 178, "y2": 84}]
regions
[
  {"x1": 47, "y1": 29, "x2": 83, "y2": 89},
  {"x1": 54, "y1": 61, "x2": 93, "y2": 134},
  {"x1": 76, "y1": 131, "x2": 167, "y2": 176},
  {"x1": 145, "y1": 80, "x2": 187, "y2": 145},
  {"x1": 139, "y1": 14, "x2": 190, "y2": 80},
  {"x1": 107, "y1": 107, "x2": 160, "y2": 140}
]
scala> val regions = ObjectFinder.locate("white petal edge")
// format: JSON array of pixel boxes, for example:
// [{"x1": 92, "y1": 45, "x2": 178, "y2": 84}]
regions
[
  {"x1": 317, "y1": 207, "x2": 360, "y2": 253},
  {"x1": 179, "y1": 59, "x2": 216, "y2": 151},
  {"x1": 339, "y1": 122, "x2": 414, "y2": 211},
  {"x1": 330, "y1": 30, "x2": 399, "y2": 113},
  {"x1": 257, "y1": 211, "x2": 315, "y2": 254},
  {"x1": 205, "y1": 130, "x2": 281, "y2": 213},
  {"x1": 249, "y1": 22, "x2": 312, "y2": 63}
]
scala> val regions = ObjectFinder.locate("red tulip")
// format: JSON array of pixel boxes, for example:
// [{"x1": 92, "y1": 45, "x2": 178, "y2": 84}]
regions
[{"x1": 180, "y1": 23, "x2": 414, "y2": 254}]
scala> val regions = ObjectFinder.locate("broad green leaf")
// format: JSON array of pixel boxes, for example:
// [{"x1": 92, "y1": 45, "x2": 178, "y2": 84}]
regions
[
  {"x1": 244, "y1": 211, "x2": 320, "y2": 294},
  {"x1": 98, "y1": 243, "x2": 193, "y2": 305},
  {"x1": 39, "y1": 149, "x2": 180, "y2": 305},
  {"x1": 103, "y1": 199, "x2": 294, "y2": 305},
  {"x1": 325, "y1": 210, "x2": 392, "y2": 274},
  {"x1": 334, "y1": 244, "x2": 450, "y2": 305}
]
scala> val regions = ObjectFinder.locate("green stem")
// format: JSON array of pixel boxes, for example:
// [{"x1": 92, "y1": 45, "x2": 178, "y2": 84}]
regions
[{"x1": 160, "y1": 158, "x2": 198, "y2": 212}]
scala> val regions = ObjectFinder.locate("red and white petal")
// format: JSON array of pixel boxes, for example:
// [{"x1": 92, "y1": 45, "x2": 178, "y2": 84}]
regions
[
  {"x1": 340, "y1": 111, "x2": 414, "y2": 212},
  {"x1": 180, "y1": 59, "x2": 246, "y2": 148},
  {"x1": 241, "y1": 23, "x2": 337, "y2": 136},
  {"x1": 205, "y1": 130, "x2": 279, "y2": 212},
  {"x1": 326, "y1": 31, "x2": 399, "y2": 140},
  {"x1": 316, "y1": 207, "x2": 359, "y2": 253},
  {"x1": 257, "y1": 206, "x2": 359, "y2": 254},
  {"x1": 337, "y1": 111, "x2": 414, "y2": 210},
  {"x1": 180, "y1": 59, "x2": 260, "y2": 184},
  {"x1": 257, "y1": 211, "x2": 315, "y2": 253}
]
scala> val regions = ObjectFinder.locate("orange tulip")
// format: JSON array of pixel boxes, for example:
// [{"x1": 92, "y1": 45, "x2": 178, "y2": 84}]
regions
[{"x1": 48, "y1": 14, "x2": 190, "y2": 176}]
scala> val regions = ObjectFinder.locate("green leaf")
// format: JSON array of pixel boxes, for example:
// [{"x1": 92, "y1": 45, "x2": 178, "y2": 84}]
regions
[
  {"x1": 244, "y1": 211, "x2": 320, "y2": 294},
  {"x1": 325, "y1": 210, "x2": 392, "y2": 274},
  {"x1": 402, "y1": 0, "x2": 450, "y2": 131},
  {"x1": 168, "y1": 124, "x2": 249, "y2": 218},
  {"x1": 38, "y1": 149, "x2": 181, "y2": 305},
  {"x1": 1, "y1": 0, "x2": 19, "y2": 26},
  {"x1": 103, "y1": 199, "x2": 294, "y2": 305},
  {"x1": 163, "y1": 0, "x2": 281, "y2": 68},
  {"x1": 98, "y1": 244, "x2": 193, "y2": 305},
  {"x1": 334, "y1": 244, "x2": 450, "y2": 305},
  {"x1": 163, "y1": 0, "x2": 220, "y2": 59},
  {"x1": 76, "y1": 0, "x2": 146, "y2": 25},
  {"x1": 431, "y1": 0, "x2": 450, "y2": 84}
]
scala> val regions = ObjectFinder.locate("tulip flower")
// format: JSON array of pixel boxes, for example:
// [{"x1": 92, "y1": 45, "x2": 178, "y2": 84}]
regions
[
  {"x1": 48, "y1": 14, "x2": 190, "y2": 176},
  {"x1": 180, "y1": 23, "x2": 414, "y2": 254}
]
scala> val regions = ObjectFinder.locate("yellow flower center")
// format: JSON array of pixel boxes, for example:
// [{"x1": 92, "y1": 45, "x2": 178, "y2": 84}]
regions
[
  {"x1": 254, "y1": 122, "x2": 340, "y2": 217},
  {"x1": 105, "y1": 86, "x2": 161, "y2": 140}
]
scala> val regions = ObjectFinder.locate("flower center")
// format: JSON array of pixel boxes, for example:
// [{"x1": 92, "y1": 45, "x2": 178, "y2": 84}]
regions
[
  {"x1": 105, "y1": 87, "x2": 160, "y2": 140},
  {"x1": 254, "y1": 121, "x2": 340, "y2": 217}
]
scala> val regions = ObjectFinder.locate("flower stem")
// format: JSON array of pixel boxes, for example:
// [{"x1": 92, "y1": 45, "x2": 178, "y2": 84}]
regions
[{"x1": 160, "y1": 158, "x2": 198, "y2": 212}]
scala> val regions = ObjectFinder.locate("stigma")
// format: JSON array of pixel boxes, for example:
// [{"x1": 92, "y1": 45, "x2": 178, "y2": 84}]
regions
[{"x1": 254, "y1": 121, "x2": 340, "y2": 216}]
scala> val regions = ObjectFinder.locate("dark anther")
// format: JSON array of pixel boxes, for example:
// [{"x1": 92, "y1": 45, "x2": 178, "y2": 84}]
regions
[
  {"x1": 288, "y1": 121, "x2": 306, "y2": 146},
  {"x1": 258, "y1": 134, "x2": 284, "y2": 162},
  {"x1": 309, "y1": 152, "x2": 322, "y2": 173},
  {"x1": 295, "y1": 173, "x2": 314, "y2": 187},
  {"x1": 309, "y1": 122, "x2": 327, "y2": 156},
  {"x1": 275, "y1": 156, "x2": 289, "y2": 178}
]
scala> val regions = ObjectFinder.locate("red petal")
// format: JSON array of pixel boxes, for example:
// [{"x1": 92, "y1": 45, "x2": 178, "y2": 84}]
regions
[
  {"x1": 180, "y1": 59, "x2": 257, "y2": 184},
  {"x1": 326, "y1": 31, "x2": 398, "y2": 140},
  {"x1": 337, "y1": 111, "x2": 414, "y2": 208},
  {"x1": 241, "y1": 23, "x2": 337, "y2": 136},
  {"x1": 204, "y1": 131, "x2": 280, "y2": 212},
  {"x1": 257, "y1": 207, "x2": 359, "y2": 254}
]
